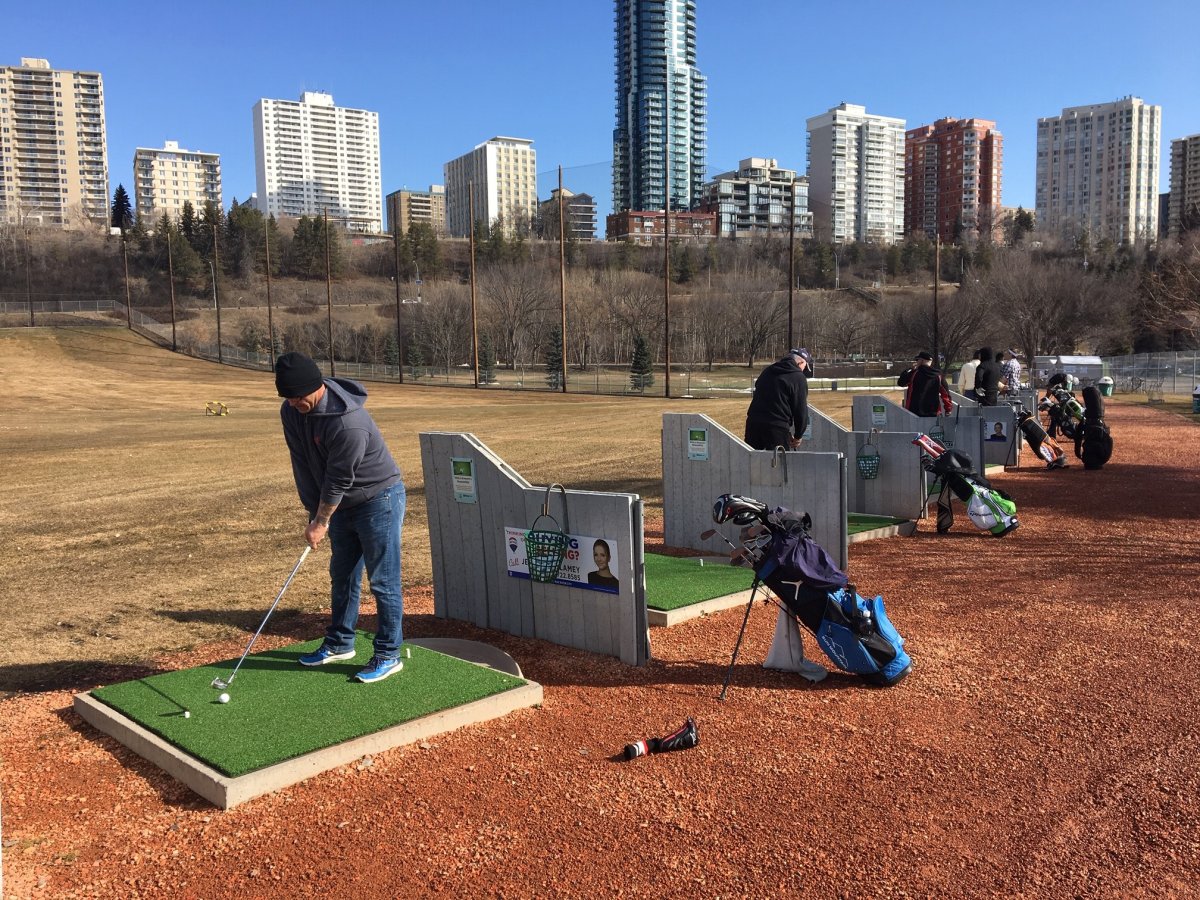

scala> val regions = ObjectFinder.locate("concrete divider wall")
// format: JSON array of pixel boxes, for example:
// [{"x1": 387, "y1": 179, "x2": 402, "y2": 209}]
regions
[
  {"x1": 851, "y1": 395, "x2": 985, "y2": 473},
  {"x1": 661, "y1": 413, "x2": 848, "y2": 569},
  {"x1": 804, "y1": 408, "x2": 926, "y2": 520},
  {"x1": 420, "y1": 432, "x2": 649, "y2": 666}
]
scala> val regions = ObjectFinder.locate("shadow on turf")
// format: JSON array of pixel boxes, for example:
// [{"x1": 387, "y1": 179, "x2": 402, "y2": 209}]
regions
[{"x1": 0, "y1": 660, "x2": 163, "y2": 698}]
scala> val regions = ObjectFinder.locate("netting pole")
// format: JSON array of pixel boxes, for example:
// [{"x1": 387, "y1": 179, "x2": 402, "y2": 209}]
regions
[
  {"x1": 25, "y1": 227, "x2": 34, "y2": 327},
  {"x1": 212, "y1": 222, "x2": 223, "y2": 364},
  {"x1": 393, "y1": 220, "x2": 404, "y2": 384},
  {"x1": 264, "y1": 216, "x2": 274, "y2": 370},
  {"x1": 167, "y1": 227, "x2": 177, "y2": 351},
  {"x1": 788, "y1": 199, "x2": 796, "y2": 349},
  {"x1": 122, "y1": 237, "x2": 132, "y2": 331},
  {"x1": 558, "y1": 166, "x2": 568, "y2": 393},
  {"x1": 469, "y1": 181, "x2": 480, "y2": 388},
  {"x1": 324, "y1": 208, "x2": 335, "y2": 377}
]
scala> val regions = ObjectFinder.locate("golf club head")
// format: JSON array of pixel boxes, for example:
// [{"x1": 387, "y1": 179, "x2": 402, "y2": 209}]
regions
[
  {"x1": 210, "y1": 677, "x2": 230, "y2": 690},
  {"x1": 699, "y1": 529, "x2": 717, "y2": 540}
]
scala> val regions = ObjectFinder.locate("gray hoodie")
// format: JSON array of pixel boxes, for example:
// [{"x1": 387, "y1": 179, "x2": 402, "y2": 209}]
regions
[{"x1": 280, "y1": 377, "x2": 402, "y2": 516}]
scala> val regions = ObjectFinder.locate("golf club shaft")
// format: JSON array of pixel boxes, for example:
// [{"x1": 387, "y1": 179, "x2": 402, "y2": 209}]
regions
[{"x1": 220, "y1": 545, "x2": 311, "y2": 687}]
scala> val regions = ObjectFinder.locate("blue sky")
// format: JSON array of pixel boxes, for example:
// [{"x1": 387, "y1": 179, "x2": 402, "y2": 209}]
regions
[{"x1": 7, "y1": 0, "x2": 1198, "y2": 220}]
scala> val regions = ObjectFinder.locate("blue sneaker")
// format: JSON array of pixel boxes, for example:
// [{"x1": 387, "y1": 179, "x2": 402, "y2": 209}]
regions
[
  {"x1": 355, "y1": 656, "x2": 403, "y2": 683},
  {"x1": 298, "y1": 644, "x2": 357, "y2": 667}
]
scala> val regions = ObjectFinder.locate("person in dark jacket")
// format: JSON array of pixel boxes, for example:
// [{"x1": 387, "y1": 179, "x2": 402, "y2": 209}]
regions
[
  {"x1": 897, "y1": 351, "x2": 953, "y2": 417},
  {"x1": 744, "y1": 348, "x2": 812, "y2": 450},
  {"x1": 275, "y1": 352, "x2": 407, "y2": 684},
  {"x1": 973, "y1": 346, "x2": 1003, "y2": 406}
]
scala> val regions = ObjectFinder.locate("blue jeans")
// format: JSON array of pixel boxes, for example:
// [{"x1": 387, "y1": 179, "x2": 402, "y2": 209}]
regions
[{"x1": 325, "y1": 484, "x2": 405, "y2": 660}]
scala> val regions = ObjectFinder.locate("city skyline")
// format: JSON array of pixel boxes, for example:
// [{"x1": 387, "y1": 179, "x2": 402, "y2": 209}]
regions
[{"x1": 5, "y1": 0, "x2": 1198, "y2": 227}]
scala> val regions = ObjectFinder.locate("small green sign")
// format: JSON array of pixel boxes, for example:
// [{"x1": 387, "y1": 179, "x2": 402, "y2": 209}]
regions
[
  {"x1": 451, "y1": 457, "x2": 477, "y2": 503},
  {"x1": 688, "y1": 428, "x2": 709, "y2": 460}
]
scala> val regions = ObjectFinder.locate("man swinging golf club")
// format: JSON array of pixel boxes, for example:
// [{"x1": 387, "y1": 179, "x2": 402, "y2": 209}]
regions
[{"x1": 275, "y1": 351, "x2": 406, "y2": 683}]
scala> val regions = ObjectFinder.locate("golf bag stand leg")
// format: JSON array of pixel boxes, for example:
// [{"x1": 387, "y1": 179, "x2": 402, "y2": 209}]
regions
[{"x1": 719, "y1": 578, "x2": 761, "y2": 702}]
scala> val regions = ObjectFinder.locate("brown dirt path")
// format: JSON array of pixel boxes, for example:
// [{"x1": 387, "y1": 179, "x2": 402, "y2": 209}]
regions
[{"x1": 3, "y1": 368, "x2": 1200, "y2": 897}]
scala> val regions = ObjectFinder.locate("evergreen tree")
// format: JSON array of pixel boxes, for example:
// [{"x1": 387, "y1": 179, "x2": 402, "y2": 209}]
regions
[
  {"x1": 110, "y1": 184, "x2": 133, "y2": 233},
  {"x1": 479, "y1": 332, "x2": 497, "y2": 384},
  {"x1": 544, "y1": 327, "x2": 564, "y2": 389},
  {"x1": 629, "y1": 333, "x2": 654, "y2": 392},
  {"x1": 406, "y1": 335, "x2": 426, "y2": 379},
  {"x1": 673, "y1": 243, "x2": 695, "y2": 284},
  {"x1": 179, "y1": 201, "x2": 198, "y2": 245}
]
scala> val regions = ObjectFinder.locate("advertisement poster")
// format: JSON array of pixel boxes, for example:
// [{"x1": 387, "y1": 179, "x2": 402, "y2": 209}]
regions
[
  {"x1": 451, "y1": 457, "x2": 477, "y2": 503},
  {"x1": 871, "y1": 403, "x2": 887, "y2": 427},
  {"x1": 687, "y1": 427, "x2": 709, "y2": 460},
  {"x1": 504, "y1": 527, "x2": 620, "y2": 593}
]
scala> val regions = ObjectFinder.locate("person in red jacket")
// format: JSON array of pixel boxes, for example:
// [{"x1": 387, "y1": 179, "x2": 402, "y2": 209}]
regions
[{"x1": 898, "y1": 351, "x2": 953, "y2": 417}]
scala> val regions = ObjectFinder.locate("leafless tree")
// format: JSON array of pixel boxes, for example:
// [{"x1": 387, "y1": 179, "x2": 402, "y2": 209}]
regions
[
  {"x1": 479, "y1": 261, "x2": 556, "y2": 368},
  {"x1": 687, "y1": 285, "x2": 735, "y2": 370},
  {"x1": 720, "y1": 263, "x2": 786, "y2": 367},
  {"x1": 884, "y1": 283, "x2": 995, "y2": 368},
  {"x1": 596, "y1": 268, "x2": 663, "y2": 354},
  {"x1": 1141, "y1": 234, "x2": 1200, "y2": 341},
  {"x1": 420, "y1": 281, "x2": 472, "y2": 372}
]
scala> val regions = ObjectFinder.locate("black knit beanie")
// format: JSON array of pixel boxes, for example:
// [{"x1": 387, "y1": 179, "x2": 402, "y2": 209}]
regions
[{"x1": 275, "y1": 352, "x2": 324, "y2": 398}]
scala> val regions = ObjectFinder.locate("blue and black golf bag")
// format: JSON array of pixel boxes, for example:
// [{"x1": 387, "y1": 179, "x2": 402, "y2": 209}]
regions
[{"x1": 712, "y1": 496, "x2": 911, "y2": 686}]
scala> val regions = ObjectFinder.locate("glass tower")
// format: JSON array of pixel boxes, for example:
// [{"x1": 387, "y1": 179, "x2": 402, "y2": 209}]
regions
[{"x1": 613, "y1": 0, "x2": 707, "y2": 213}]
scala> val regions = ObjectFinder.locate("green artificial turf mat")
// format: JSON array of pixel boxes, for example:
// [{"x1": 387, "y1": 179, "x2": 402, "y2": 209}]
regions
[
  {"x1": 847, "y1": 513, "x2": 908, "y2": 534},
  {"x1": 90, "y1": 632, "x2": 526, "y2": 778},
  {"x1": 645, "y1": 552, "x2": 753, "y2": 611}
]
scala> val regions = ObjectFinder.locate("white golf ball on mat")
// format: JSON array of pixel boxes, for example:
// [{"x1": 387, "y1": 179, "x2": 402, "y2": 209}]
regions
[
  {"x1": 183, "y1": 710, "x2": 191, "y2": 719},
  {"x1": 218, "y1": 693, "x2": 230, "y2": 704}
]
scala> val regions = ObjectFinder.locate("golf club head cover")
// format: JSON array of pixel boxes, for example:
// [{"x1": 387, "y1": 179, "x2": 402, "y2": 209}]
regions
[{"x1": 623, "y1": 717, "x2": 699, "y2": 760}]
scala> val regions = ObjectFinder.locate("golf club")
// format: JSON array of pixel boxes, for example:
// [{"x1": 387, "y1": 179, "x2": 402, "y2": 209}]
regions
[
  {"x1": 211, "y1": 545, "x2": 312, "y2": 691},
  {"x1": 700, "y1": 528, "x2": 766, "y2": 567}
]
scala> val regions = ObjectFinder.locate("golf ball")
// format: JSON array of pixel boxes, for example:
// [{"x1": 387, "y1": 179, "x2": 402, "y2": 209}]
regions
[
  {"x1": 218, "y1": 693, "x2": 230, "y2": 704},
  {"x1": 183, "y1": 710, "x2": 191, "y2": 719}
]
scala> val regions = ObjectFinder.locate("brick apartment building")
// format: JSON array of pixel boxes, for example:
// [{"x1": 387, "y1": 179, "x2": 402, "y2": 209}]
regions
[
  {"x1": 605, "y1": 209, "x2": 717, "y2": 244},
  {"x1": 905, "y1": 117, "x2": 1003, "y2": 242}
]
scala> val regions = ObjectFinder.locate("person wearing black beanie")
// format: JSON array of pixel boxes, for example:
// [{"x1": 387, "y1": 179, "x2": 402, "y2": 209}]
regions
[
  {"x1": 275, "y1": 352, "x2": 408, "y2": 684},
  {"x1": 275, "y1": 351, "x2": 325, "y2": 400}
]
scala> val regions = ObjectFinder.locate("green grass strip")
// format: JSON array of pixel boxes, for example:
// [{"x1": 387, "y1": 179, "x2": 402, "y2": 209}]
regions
[
  {"x1": 90, "y1": 632, "x2": 526, "y2": 778},
  {"x1": 645, "y1": 552, "x2": 752, "y2": 611},
  {"x1": 847, "y1": 513, "x2": 909, "y2": 534}
]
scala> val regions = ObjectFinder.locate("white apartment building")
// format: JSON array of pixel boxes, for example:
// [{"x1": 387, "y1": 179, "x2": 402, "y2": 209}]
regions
[
  {"x1": 1035, "y1": 96, "x2": 1161, "y2": 244},
  {"x1": 0, "y1": 57, "x2": 108, "y2": 228},
  {"x1": 133, "y1": 140, "x2": 221, "y2": 223},
  {"x1": 1168, "y1": 133, "x2": 1200, "y2": 240},
  {"x1": 806, "y1": 103, "x2": 905, "y2": 244},
  {"x1": 444, "y1": 137, "x2": 537, "y2": 237},
  {"x1": 253, "y1": 91, "x2": 382, "y2": 233}
]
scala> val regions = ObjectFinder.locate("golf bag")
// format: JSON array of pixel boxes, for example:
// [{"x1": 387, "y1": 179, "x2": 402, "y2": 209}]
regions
[
  {"x1": 712, "y1": 496, "x2": 911, "y2": 686},
  {"x1": 1017, "y1": 409, "x2": 1068, "y2": 469},
  {"x1": 1039, "y1": 386, "x2": 1084, "y2": 440},
  {"x1": 914, "y1": 434, "x2": 1019, "y2": 536},
  {"x1": 1074, "y1": 385, "x2": 1113, "y2": 470}
]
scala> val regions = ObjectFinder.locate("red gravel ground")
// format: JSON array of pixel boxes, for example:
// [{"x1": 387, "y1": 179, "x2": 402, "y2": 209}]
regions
[{"x1": 3, "y1": 402, "x2": 1199, "y2": 899}]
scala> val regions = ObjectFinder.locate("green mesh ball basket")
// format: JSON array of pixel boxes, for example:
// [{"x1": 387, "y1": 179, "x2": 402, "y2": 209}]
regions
[
  {"x1": 524, "y1": 483, "x2": 571, "y2": 584},
  {"x1": 525, "y1": 516, "x2": 568, "y2": 583},
  {"x1": 856, "y1": 442, "x2": 880, "y2": 480}
]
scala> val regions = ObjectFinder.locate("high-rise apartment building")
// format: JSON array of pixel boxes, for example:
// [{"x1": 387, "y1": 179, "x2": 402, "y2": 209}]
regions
[
  {"x1": 806, "y1": 103, "x2": 905, "y2": 244},
  {"x1": 699, "y1": 157, "x2": 812, "y2": 239},
  {"x1": 443, "y1": 137, "x2": 537, "y2": 237},
  {"x1": 1167, "y1": 134, "x2": 1200, "y2": 240},
  {"x1": 133, "y1": 140, "x2": 221, "y2": 224},
  {"x1": 1035, "y1": 96, "x2": 1161, "y2": 244},
  {"x1": 253, "y1": 91, "x2": 382, "y2": 233},
  {"x1": 905, "y1": 118, "x2": 1003, "y2": 241},
  {"x1": 385, "y1": 185, "x2": 446, "y2": 237},
  {"x1": 538, "y1": 188, "x2": 597, "y2": 242},
  {"x1": 0, "y1": 57, "x2": 108, "y2": 228},
  {"x1": 612, "y1": 0, "x2": 707, "y2": 213}
]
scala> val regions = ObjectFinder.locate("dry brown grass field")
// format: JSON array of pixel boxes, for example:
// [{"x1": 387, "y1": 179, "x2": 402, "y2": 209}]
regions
[{"x1": 0, "y1": 325, "x2": 855, "y2": 695}]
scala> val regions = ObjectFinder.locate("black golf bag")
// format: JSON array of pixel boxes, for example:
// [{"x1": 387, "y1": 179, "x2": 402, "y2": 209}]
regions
[
  {"x1": 1039, "y1": 385, "x2": 1084, "y2": 440},
  {"x1": 711, "y1": 495, "x2": 911, "y2": 686},
  {"x1": 1075, "y1": 385, "x2": 1113, "y2": 470},
  {"x1": 914, "y1": 434, "x2": 1019, "y2": 536},
  {"x1": 1017, "y1": 409, "x2": 1068, "y2": 469}
]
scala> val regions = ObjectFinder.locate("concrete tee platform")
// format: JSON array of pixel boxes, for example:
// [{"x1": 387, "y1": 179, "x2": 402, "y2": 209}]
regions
[{"x1": 73, "y1": 640, "x2": 541, "y2": 810}]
